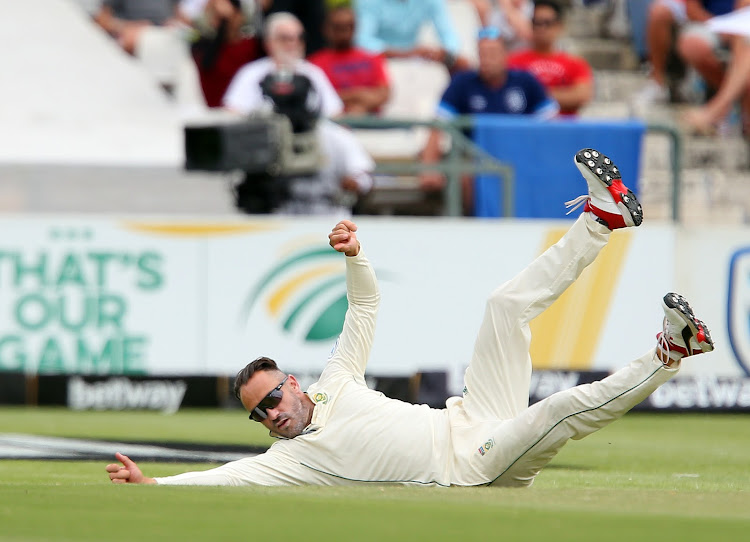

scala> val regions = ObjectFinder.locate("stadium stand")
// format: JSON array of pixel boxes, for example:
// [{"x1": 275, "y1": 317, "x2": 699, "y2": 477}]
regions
[
  {"x1": 0, "y1": 0, "x2": 234, "y2": 214},
  {"x1": 565, "y1": 1, "x2": 750, "y2": 223},
  {"x1": 349, "y1": 0, "x2": 473, "y2": 161},
  {"x1": 2, "y1": 0, "x2": 749, "y2": 222}
]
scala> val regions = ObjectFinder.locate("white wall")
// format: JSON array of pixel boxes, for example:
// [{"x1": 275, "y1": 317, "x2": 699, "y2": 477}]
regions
[{"x1": 0, "y1": 0, "x2": 182, "y2": 165}]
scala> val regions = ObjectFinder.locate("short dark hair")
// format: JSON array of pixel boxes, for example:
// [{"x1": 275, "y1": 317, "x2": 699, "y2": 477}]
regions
[
  {"x1": 534, "y1": 0, "x2": 564, "y2": 19},
  {"x1": 233, "y1": 357, "x2": 283, "y2": 400}
]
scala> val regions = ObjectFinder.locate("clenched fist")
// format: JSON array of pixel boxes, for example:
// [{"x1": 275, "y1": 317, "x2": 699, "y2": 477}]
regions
[{"x1": 328, "y1": 220, "x2": 360, "y2": 257}]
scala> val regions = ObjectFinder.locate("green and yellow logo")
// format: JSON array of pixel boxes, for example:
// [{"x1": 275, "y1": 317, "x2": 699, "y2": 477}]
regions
[
  {"x1": 530, "y1": 228, "x2": 633, "y2": 369},
  {"x1": 313, "y1": 392, "x2": 329, "y2": 404},
  {"x1": 240, "y1": 245, "x2": 348, "y2": 342}
]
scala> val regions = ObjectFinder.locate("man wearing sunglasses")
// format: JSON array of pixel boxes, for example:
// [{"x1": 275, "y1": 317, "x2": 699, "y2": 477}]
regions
[
  {"x1": 107, "y1": 148, "x2": 714, "y2": 488},
  {"x1": 507, "y1": 1, "x2": 593, "y2": 116},
  {"x1": 420, "y1": 24, "x2": 559, "y2": 214}
]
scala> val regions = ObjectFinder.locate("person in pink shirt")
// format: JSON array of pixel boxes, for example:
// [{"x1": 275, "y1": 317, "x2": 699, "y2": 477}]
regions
[
  {"x1": 309, "y1": 5, "x2": 391, "y2": 115},
  {"x1": 506, "y1": 0, "x2": 593, "y2": 116}
]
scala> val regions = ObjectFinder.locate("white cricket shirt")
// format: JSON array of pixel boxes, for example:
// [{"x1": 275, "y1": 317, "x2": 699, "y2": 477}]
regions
[{"x1": 154, "y1": 250, "x2": 456, "y2": 487}]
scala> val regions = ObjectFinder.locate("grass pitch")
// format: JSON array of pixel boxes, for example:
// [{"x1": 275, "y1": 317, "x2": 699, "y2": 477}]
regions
[{"x1": 1, "y1": 408, "x2": 749, "y2": 541}]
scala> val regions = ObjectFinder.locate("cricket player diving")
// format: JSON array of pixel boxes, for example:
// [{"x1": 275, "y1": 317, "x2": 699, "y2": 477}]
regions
[{"x1": 107, "y1": 148, "x2": 714, "y2": 488}]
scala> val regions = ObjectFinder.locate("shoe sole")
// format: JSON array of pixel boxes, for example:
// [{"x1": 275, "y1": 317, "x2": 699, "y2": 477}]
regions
[
  {"x1": 662, "y1": 292, "x2": 714, "y2": 354},
  {"x1": 574, "y1": 148, "x2": 643, "y2": 227}
]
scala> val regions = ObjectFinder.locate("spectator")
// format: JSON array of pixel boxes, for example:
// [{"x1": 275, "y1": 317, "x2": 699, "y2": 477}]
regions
[
  {"x1": 222, "y1": 13, "x2": 367, "y2": 215},
  {"x1": 420, "y1": 26, "x2": 558, "y2": 214},
  {"x1": 683, "y1": 5, "x2": 750, "y2": 135},
  {"x1": 181, "y1": 0, "x2": 263, "y2": 34},
  {"x1": 263, "y1": 0, "x2": 328, "y2": 56},
  {"x1": 94, "y1": 0, "x2": 209, "y2": 107},
  {"x1": 222, "y1": 12, "x2": 343, "y2": 116},
  {"x1": 308, "y1": 5, "x2": 391, "y2": 115},
  {"x1": 469, "y1": 0, "x2": 533, "y2": 51},
  {"x1": 507, "y1": 1, "x2": 593, "y2": 116},
  {"x1": 631, "y1": 0, "x2": 735, "y2": 109},
  {"x1": 94, "y1": 0, "x2": 187, "y2": 56},
  {"x1": 354, "y1": 0, "x2": 470, "y2": 73},
  {"x1": 231, "y1": 73, "x2": 374, "y2": 215},
  {"x1": 190, "y1": 0, "x2": 261, "y2": 107},
  {"x1": 677, "y1": 0, "x2": 739, "y2": 97}
]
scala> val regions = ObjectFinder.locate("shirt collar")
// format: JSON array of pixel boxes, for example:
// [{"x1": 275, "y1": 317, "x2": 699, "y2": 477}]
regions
[{"x1": 267, "y1": 392, "x2": 326, "y2": 439}]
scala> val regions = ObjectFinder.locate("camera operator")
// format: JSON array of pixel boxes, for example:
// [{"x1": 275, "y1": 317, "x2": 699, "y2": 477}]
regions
[
  {"x1": 222, "y1": 11, "x2": 343, "y2": 116},
  {"x1": 265, "y1": 118, "x2": 374, "y2": 216},
  {"x1": 219, "y1": 12, "x2": 373, "y2": 216}
]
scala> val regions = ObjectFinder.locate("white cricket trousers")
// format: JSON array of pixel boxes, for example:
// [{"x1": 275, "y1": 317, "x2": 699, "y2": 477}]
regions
[{"x1": 448, "y1": 213, "x2": 678, "y2": 487}]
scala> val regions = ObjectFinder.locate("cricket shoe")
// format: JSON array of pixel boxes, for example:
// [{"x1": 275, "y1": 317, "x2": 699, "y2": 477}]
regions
[
  {"x1": 565, "y1": 148, "x2": 643, "y2": 229},
  {"x1": 657, "y1": 292, "x2": 714, "y2": 362}
]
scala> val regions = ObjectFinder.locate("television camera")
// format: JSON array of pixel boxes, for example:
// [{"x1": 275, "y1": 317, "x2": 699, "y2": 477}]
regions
[{"x1": 184, "y1": 69, "x2": 324, "y2": 212}]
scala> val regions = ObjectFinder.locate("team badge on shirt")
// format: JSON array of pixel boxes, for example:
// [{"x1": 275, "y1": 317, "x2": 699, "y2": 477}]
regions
[
  {"x1": 469, "y1": 94, "x2": 488, "y2": 111},
  {"x1": 505, "y1": 88, "x2": 527, "y2": 113},
  {"x1": 313, "y1": 392, "x2": 329, "y2": 404}
]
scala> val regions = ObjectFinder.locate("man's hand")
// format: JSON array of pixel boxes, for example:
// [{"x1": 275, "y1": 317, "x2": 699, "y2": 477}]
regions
[
  {"x1": 328, "y1": 220, "x2": 360, "y2": 257},
  {"x1": 106, "y1": 452, "x2": 156, "y2": 485}
]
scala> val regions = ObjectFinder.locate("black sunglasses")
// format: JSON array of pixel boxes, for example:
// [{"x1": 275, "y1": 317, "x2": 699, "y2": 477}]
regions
[{"x1": 249, "y1": 376, "x2": 288, "y2": 422}]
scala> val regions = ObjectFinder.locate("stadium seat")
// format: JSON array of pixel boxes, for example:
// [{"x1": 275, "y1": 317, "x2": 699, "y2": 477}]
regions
[
  {"x1": 353, "y1": 59, "x2": 448, "y2": 160},
  {"x1": 135, "y1": 25, "x2": 207, "y2": 110},
  {"x1": 354, "y1": 0, "x2": 479, "y2": 160},
  {"x1": 0, "y1": 1, "x2": 183, "y2": 165}
]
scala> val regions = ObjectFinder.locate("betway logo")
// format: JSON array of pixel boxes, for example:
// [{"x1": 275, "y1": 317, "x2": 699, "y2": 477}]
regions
[
  {"x1": 649, "y1": 376, "x2": 750, "y2": 409},
  {"x1": 68, "y1": 377, "x2": 187, "y2": 414}
]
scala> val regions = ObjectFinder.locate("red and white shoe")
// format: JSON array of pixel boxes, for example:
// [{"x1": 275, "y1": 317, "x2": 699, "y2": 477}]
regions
[
  {"x1": 657, "y1": 292, "x2": 715, "y2": 362},
  {"x1": 566, "y1": 148, "x2": 643, "y2": 229}
]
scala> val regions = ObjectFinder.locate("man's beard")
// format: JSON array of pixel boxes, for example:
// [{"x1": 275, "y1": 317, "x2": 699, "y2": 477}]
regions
[{"x1": 277, "y1": 396, "x2": 308, "y2": 438}]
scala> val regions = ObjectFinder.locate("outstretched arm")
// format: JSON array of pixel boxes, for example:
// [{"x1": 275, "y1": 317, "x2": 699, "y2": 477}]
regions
[
  {"x1": 323, "y1": 220, "x2": 380, "y2": 381},
  {"x1": 106, "y1": 453, "x2": 156, "y2": 484},
  {"x1": 106, "y1": 450, "x2": 327, "y2": 486}
]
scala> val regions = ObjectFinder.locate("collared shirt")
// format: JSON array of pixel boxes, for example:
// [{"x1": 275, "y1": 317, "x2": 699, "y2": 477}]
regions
[
  {"x1": 154, "y1": 250, "x2": 454, "y2": 487},
  {"x1": 354, "y1": 0, "x2": 461, "y2": 55},
  {"x1": 436, "y1": 70, "x2": 559, "y2": 119}
]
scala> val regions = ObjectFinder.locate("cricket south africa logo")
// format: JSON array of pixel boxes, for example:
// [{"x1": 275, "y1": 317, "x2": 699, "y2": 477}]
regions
[
  {"x1": 727, "y1": 246, "x2": 750, "y2": 376},
  {"x1": 240, "y1": 245, "x2": 348, "y2": 343}
]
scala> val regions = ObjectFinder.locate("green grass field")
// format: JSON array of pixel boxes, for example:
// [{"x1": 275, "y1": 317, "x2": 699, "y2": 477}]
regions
[{"x1": 1, "y1": 407, "x2": 749, "y2": 541}]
